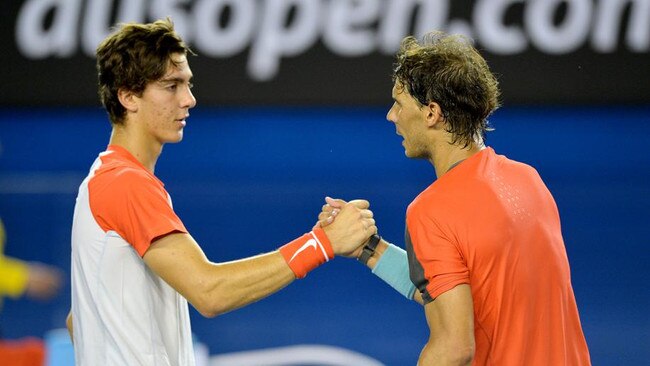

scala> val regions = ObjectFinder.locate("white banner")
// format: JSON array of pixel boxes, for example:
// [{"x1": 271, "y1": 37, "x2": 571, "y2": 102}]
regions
[{"x1": 15, "y1": 0, "x2": 650, "y2": 81}]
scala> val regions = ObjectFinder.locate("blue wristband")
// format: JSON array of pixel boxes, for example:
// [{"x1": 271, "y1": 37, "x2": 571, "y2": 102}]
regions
[{"x1": 371, "y1": 243, "x2": 416, "y2": 300}]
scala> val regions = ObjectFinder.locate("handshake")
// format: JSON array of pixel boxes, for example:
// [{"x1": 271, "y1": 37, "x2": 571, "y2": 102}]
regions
[
  {"x1": 280, "y1": 196, "x2": 415, "y2": 301},
  {"x1": 316, "y1": 197, "x2": 377, "y2": 258},
  {"x1": 279, "y1": 196, "x2": 380, "y2": 279}
]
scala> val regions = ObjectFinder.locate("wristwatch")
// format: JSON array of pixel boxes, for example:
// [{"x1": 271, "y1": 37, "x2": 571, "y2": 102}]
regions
[{"x1": 358, "y1": 234, "x2": 381, "y2": 265}]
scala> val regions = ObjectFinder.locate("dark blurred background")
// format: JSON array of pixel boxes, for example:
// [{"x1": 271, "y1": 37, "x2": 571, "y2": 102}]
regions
[{"x1": 1, "y1": 1, "x2": 649, "y2": 365}]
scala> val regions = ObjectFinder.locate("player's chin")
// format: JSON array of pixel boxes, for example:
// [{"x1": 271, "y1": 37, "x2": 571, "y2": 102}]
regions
[
  {"x1": 404, "y1": 147, "x2": 423, "y2": 159},
  {"x1": 402, "y1": 141, "x2": 412, "y2": 155},
  {"x1": 164, "y1": 131, "x2": 184, "y2": 144},
  {"x1": 175, "y1": 131, "x2": 184, "y2": 142},
  {"x1": 403, "y1": 145, "x2": 413, "y2": 157}
]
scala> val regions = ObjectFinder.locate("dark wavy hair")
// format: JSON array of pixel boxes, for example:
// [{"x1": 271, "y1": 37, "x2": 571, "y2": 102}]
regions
[
  {"x1": 393, "y1": 32, "x2": 500, "y2": 147},
  {"x1": 96, "y1": 18, "x2": 193, "y2": 124}
]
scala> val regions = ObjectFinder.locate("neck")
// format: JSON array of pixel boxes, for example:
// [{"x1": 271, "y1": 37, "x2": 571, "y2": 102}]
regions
[
  {"x1": 430, "y1": 139, "x2": 485, "y2": 178},
  {"x1": 109, "y1": 124, "x2": 162, "y2": 174}
]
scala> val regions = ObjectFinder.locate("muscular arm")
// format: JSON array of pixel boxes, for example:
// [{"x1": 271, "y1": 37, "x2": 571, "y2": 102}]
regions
[
  {"x1": 418, "y1": 284, "x2": 475, "y2": 366},
  {"x1": 143, "y1": 233, "x2": 295, "y2": 318},
  {"x1": 144, "y1": 200, "x2": 375, "y2": 318}
]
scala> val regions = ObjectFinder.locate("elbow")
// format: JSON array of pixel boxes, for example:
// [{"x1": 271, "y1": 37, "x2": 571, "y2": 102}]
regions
[
  {"x1": 192, "y1": 292, "x2": 230, "y2": 319},
  {"x1": 456, "y1": 346, "x2": 474, "y2": 366},
  {"x1": 197, "y1": 307, "x2": 219, "y2": 319},
  {"x1": 449, "y1": 340, "x2": 474, "y2": 366},
  {"x1": 420, "y1": 339, "x2": 474, "y2": 366},
  {"x1": 186, "y1": 273, "x2": 242, "y2": 318},
  {"x1": 449, "y1": 341, "x2": 475, "y2": 366},
  {"x1": 193, "y1": 298, "x2": 224, "y2": 318}
]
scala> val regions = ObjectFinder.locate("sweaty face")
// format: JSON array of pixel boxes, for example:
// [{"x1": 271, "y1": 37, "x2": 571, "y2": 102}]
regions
[
  {"x1": 386, "y1": 82, "x2": 429, "y2": 159},
  {"x1": 134, "y1": 53, "x2": 196, "y2": 146}
]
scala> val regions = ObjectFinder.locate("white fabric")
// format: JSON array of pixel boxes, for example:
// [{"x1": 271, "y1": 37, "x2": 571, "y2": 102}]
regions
[{"x1": 70, "y1": 155, "x2": 195, "y2": 366}]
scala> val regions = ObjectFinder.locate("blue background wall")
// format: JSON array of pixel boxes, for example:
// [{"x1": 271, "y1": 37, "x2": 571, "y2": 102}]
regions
[{"x1": 1, "y1": 106, "x2": 649, "y2": 364}]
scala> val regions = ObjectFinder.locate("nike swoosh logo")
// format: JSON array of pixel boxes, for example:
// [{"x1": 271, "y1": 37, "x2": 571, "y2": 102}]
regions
[{"x1": 289, "y1": 239, "x2": 317, "y2": 263}]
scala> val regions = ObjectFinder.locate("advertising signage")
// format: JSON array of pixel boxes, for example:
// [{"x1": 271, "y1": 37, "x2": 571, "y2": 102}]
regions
[{"x1": 3, "y1": 0, "x2": 649, "y2": 106}]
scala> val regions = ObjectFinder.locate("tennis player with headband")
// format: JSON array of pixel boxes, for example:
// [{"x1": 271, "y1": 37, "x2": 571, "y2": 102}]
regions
[{"x1": 322, "y1": 32, "x2": 591, "y2": 365}]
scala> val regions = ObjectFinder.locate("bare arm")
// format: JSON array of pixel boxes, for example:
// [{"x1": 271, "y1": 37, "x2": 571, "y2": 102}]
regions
[
  {"x1": 418, "y1": 284, "x2": 475, "y2": 366},
  {"x1": 143, "y1": 202, "x2": 375, "y2": 318},
  {"x1": 143, "y1": 233, "x2": 294, "y2": 317}
]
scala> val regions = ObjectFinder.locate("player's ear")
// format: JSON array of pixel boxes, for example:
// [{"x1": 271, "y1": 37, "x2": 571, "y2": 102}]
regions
[
  {"x1": 118, "y1": 88, "x2": 139, "y2": 113},
  {"x1": 425, "y1": 102, "x2": 443, "y2": 127}
]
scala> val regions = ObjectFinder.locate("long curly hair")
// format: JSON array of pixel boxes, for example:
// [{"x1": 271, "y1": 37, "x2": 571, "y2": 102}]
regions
[{"x1": 393, "y1": 32, "x2": 500, "y2": 147}]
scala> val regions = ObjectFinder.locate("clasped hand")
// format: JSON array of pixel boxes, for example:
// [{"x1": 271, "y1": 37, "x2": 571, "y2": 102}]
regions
[{"x1": 316, "y1": 197, "x2": 376, "y2": 258}]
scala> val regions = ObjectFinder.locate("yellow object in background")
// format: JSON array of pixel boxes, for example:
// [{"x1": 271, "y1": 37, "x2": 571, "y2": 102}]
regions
[{"x1": 0, "y1": 219, "x2": 30, "y2": 303}]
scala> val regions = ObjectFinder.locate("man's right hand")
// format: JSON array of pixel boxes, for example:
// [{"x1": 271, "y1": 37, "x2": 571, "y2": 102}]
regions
[{"x1": 319, "y1": 197, "x2": 376, "y2": 257}]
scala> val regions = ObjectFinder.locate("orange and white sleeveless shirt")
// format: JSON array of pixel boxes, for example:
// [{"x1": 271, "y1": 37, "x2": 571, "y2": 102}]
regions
[{"x1": 71, "y1": 145, "x2": 194, "y2": 365}]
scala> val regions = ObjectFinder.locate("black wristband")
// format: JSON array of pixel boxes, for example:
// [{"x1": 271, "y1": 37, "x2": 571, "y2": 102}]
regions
[{"x1": 358, "y1": 234, "x2": 381, "y2": 265}]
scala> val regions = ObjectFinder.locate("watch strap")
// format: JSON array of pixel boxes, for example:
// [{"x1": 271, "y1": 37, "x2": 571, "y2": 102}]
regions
[{"x1": 358, "y1": 234, "x2": 381, "y2": 265}]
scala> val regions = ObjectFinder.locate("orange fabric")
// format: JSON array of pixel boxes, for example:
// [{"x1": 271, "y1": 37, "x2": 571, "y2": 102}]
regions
[
  {"x1": 407, "y1": 148, "x2": 590, "y2": 365},
  {"x1": 279, "y1": 228, "x2": 334, "y2": 278},
  {"x1": 0, "y1": 338, "x2": 45, "y2": 366},
  {"x1": 89, "y1": 145, "x2": 187, "y2": 256}
]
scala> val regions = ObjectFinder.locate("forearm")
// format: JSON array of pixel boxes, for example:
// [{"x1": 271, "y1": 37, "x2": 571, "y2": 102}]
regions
[
  {"x1": 199, "y1": 251, "x2": 295, "y2": 316},
  {"x1": 144, "y1": 233, "x2": 293, "y2": 317},
  {"x1": 202, "y1": 228, "x2": 333, "y2": 314},
  {"x1": 363, "y1": 239, "x2": 423, "y2": 304},
  {"x1": 146, "y1": 231, "x2": 336, "y2": 318}
]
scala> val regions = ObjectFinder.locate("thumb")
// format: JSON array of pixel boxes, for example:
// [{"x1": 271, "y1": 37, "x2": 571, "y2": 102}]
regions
[
  {"x1": 348, "y1": 199, "x2": 369, "y2": 209},
  {"x1": 325, "y1": 196, "x2": 346, "y2": 208}
]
